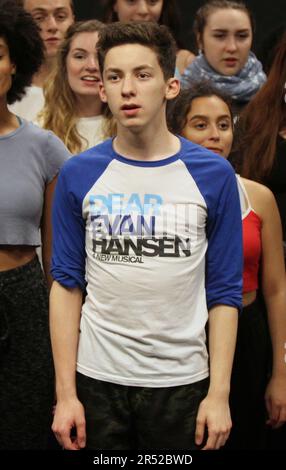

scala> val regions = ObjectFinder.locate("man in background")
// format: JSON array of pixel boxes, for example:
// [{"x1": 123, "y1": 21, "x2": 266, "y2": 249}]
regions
[{"x1": 11, "y1": 0, "x2": 74, "y2": 120}]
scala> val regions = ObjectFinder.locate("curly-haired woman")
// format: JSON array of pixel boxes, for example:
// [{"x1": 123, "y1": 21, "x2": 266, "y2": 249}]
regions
[{"x1": 0, "y1": 0, "x2": 70, "y2": 449}]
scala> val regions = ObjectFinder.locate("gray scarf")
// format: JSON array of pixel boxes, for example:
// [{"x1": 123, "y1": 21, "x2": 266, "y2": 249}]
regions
[{"x1": 181, "y1": 51, "x2": 266, "y2": 102}]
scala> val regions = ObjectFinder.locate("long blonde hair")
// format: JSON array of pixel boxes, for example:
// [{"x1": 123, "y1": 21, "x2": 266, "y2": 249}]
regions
[{"x1": 40, "y1": 20, "x2": 105, "y2": 154}]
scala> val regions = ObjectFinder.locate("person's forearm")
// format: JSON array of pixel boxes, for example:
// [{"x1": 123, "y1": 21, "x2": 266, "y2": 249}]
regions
[
  {"x1": 50, "y1": 281, "x2": 83, "y2": 401},
  {"x1": 208, "y1": 305, "x2": 238, "y2": 397},
  {"x1": 264, "y1": 288, "x2": 286, "y2": 377}
]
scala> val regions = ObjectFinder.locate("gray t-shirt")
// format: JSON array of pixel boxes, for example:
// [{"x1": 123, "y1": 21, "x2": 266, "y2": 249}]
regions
[{"x1": 0, "y1": 119, "x2": 70, "y2": 245}]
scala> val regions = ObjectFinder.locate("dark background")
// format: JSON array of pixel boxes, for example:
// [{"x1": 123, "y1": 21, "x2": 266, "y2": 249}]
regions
[{"x1": 74, "y1": 0, "x2": 286, "y2": 58}]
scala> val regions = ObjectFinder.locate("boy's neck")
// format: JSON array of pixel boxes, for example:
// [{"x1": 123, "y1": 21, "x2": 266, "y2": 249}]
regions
[{"x1": 114, "y1": 123, "x2": 180, "y2": 161}]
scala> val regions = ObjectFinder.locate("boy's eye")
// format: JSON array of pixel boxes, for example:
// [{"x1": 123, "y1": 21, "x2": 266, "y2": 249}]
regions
[
  {"x1": 56, "y1": 13, "x2": 68, "y2": 21},
  {"x1": 138, "y1": 72, "x2": 150, "y2": 79},
  {"x1": 33, "y1": 14, "x2": 44, "y2": 22}
]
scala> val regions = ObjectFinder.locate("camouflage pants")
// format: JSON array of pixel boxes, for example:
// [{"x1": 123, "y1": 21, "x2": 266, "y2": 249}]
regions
[{"x1": 77, "y1": 372, "x2": 209, "y2": 450}]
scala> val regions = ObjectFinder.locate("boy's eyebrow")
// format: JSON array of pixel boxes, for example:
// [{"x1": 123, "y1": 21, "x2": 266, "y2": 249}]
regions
[
  {"x1": 133, "y1": 65, "x2": 154, "y2": 71},
  {"x1": 105, "y1": 65, "x2": 154, "y2": 73},
  {"x1": 31, "y1": 7, "x2": 69, "y2": 13}
]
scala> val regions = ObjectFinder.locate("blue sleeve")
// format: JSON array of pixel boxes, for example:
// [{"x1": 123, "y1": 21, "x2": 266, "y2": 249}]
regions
[
  {"x1": 51, "y1": 165, "x2": 86, "y2": 290},
  {"x1": 206, "y1": 170, "x2": 243, "y2": 310}
]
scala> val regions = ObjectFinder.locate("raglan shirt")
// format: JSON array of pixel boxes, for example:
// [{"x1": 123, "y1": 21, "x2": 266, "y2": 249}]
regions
[{"x1": 52, "y1": 136, "x2": 243, "y2": 387}]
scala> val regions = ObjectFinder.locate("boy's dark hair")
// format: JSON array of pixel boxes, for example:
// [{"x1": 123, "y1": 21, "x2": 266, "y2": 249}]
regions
[
  {"x1": 167, "y1": 82, "x2": 233, "y2": 134},
  {"x1": 97, "y1": 21, "x2": 177, "y2": 80},
  {"x1": 0, "y1": 0, "x2": 44, "y2": 104}
]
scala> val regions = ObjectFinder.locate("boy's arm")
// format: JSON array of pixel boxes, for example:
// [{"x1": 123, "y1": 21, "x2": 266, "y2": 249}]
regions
[
  {"x1": 50, "y1": 281, "x2": 86, "y2": 450},
  {"x1": 195, "y1": 304, "x2": 238, "y2": 450},
  {"x1": 49, "y1": 163, "x2": 87, "y2": 450}
]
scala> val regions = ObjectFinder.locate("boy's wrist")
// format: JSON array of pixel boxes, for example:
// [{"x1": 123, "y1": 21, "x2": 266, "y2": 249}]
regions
[{"x1": 207, "y1": 385, "x2": 230, "y2": 400}]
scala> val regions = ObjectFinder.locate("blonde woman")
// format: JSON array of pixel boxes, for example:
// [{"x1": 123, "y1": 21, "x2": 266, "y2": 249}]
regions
[{"x1": 39, "y1": 20, "x2": 106, "y2": 153}]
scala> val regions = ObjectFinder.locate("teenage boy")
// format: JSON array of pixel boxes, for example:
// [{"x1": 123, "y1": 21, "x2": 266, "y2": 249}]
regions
[
  {"x1": 11, "y1": 0, "x2": 74, "y2": 120},
  {"x1": 50, "y1": 21, "x2": 243, "y2": 451}
]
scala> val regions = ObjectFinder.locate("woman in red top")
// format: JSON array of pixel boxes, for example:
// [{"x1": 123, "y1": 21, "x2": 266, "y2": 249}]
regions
[{"x1": 168, "y1": 83, "x2": 286, "y2": 449}]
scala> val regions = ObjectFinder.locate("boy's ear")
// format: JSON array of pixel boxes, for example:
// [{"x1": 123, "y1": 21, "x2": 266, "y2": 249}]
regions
[
  {"x1": 165, "y1": 77, "x2": 180, "y2": 101},
  {"x1": 99, "y1": 82, "x2": 108, "y2": 103}
]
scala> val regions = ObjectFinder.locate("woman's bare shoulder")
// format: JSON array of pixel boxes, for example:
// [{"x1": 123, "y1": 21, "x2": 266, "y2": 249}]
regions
[{"x1": 241, "y1": 177, "x2": 276, "y2": 218}]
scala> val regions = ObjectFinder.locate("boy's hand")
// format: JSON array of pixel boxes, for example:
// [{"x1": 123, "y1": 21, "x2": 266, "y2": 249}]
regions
[
  {"x1": 52, "y1": 398, "x2": 86, "y2": 450},
  {"x1": 195, "y1": 393, "x2": 231, "y2": 450}
]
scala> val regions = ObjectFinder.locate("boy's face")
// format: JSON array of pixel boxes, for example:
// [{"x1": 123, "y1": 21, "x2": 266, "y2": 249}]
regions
[
  {"x1": 99, "y1": 43, "x2": 179, "y2": 132},
  {"x1": 24, "y1": 0, "x2": 74, "y2": 59}
]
